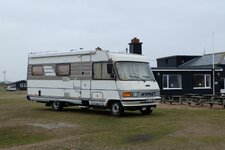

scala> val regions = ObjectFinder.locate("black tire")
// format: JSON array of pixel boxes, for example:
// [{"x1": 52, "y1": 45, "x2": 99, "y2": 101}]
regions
[
  {"x1": 52, "y1": 101, "x2": 63, "y2": 111},
  {"x1": 140, "y1": 106, "x2": 152, "y2": 115},
  {"x1": 110, "y1": 102, "x2": 124, "y2": 117}
]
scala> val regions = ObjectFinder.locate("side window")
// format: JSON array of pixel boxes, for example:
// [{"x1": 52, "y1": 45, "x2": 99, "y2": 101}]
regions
[
  {"x1": 93, "y1": 62, "x2": 114, "y2": 80},
  {"x1": 162, "y1": 74, "x2": 182, "y2": 89},
  {"x1": 193, "y1": 74, "x2": 211, "y2": 89},
  {"x1": 56, "y1": 64, "x2": 70, "y2": 76},
  {"x1": 93, "y1": 63, "x2": 102, "y2": 79},
  {"x1": 32, "y1": 66, "x2": 43, "y2": 76}
]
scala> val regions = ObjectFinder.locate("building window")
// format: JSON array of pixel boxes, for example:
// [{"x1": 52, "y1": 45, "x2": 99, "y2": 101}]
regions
[
  {"x1": 162, "y1": 74, "x2": 182, "y2": 89},
  {"x1": 32, "y1": 66, "x2": 43, "y2": 76},
  {"x1": 56, "y1": 64, "x2": 70, "y2": 76},
  {"x1": 20, "y1": 83, "x2": 27, "y2": 87},
  {"x1": 193, "y1": 74, "x2": 211, "y2": 89},
  {"x1": 165, "y1": 59, "x2": 168, "y2": 64},
  {"x1": 93, "y1": 62, "x2": 114, "y2": 80}
]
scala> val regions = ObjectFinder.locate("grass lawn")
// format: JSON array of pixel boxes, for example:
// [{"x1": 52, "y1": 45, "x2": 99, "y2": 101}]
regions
[{"x1": 1, "y1": 86, "x2": 225, "y2": 149}]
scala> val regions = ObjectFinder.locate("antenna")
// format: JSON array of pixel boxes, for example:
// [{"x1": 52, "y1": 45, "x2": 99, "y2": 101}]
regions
[
  {"x1": 3, "y1": 71, "x2": 6, "y2": 83},
  {"x1": 203, "y1": 47, "x2": 206, "y2": 55},
  {"x1": 125, "y1": 48, "x2": 128, "y2": 53}
]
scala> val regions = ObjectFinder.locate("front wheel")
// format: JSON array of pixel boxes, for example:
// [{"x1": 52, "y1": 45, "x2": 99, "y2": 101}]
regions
[
  {"x1": 110, "y1": 102, "x2": 124, "y2": 117},
  {"x1": 52, "y1": 101, "x2": 63, "y2": 111},
  {"x1": 140, "y1": 106, "x2": 152, "y2": 115}
]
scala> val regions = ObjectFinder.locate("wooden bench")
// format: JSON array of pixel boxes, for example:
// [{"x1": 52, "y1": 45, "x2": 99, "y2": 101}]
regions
[
  {"x1": 160, "y1": 94, "x2": 225, "y2": 109},
  {"x1": 204, "y1": 95, "x2": 225, "y2": 109}
]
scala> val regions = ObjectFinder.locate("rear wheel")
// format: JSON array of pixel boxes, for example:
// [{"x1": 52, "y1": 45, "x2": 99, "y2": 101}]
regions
[
  {"x1": 140, "y1": 106, "x2": 152, "y2": 115},
  {"x1": 52, "y1": 101, "x2": 63, "y2": 111},
  {"x1": 110, "y1": 102, "x2": 124, "y2": 117}
]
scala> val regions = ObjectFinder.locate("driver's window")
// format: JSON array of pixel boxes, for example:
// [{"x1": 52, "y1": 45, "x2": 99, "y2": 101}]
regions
[{"x1": 93, "y1": 62, "x2": 114, "y2": 80}]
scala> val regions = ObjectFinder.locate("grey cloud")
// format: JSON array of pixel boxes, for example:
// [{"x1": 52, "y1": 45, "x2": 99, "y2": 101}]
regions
[{"x1": 0, "y1": 0, "x2": 225, "y2": 81}]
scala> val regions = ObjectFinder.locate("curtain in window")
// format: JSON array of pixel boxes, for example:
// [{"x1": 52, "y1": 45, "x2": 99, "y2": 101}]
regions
[
  {"x1": 93, "y1": 63, "x2": 102, "y2": 79},
  {"x1": 32, "y1": 66, "x2": 43, "y2": 76},
  {"x1": 117, "y1": 62, "x2": 153, "y2": 80},
  {"x1": 93, "y1": 63, "x2": 113, "y2": 80},
  {"x1": 56, "y1": 64, "x2": 70, "y2": 76}
]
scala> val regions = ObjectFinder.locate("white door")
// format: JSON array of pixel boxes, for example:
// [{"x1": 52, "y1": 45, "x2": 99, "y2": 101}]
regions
[{"x1": 81, "y1": 55, "x2": 91, "y2": 99}]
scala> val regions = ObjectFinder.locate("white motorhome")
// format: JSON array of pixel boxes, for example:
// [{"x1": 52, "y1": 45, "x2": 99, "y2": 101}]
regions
[{"x1": 27, "y1": 48, "x2": 160, "y2": 116}]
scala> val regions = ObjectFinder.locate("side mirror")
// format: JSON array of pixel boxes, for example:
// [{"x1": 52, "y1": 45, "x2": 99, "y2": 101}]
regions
[{"x1": 107, "y1": 64, "x2": 113, "y2": 74}]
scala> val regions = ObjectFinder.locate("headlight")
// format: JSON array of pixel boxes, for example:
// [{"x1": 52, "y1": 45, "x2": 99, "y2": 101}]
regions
[
  {"x1": 132, "y1": 92, "x2": 139, "y2": 97},
  {"x1": 122, "y1": 92, "x2": 139, "y2": 97}
]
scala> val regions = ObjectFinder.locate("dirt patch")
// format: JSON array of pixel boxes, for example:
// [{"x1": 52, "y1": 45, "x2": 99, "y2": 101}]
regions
[
  {"x1": 0, "y1": 118, "x2": 78, "y2": 129},
  {"x1": 28, "y1": 122, "x2": 75, "y2": 129},
  {"x1": 5, "y1": 136, "x2": 77, "y2": 150}
]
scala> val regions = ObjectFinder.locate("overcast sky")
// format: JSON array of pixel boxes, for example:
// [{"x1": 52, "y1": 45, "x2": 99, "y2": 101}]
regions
[{"x1": 0, "y1": 0, "x2": 225, "y2": 82}]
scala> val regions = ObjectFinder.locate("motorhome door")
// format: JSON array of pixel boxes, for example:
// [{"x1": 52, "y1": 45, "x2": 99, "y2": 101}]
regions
[{"x1": 81, "y1": 55, "x2": 91, "y2": 99}]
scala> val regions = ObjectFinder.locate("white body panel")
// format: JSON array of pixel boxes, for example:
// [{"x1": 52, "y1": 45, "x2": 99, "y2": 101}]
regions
[{"x1": 27, "y1": 50, "x2": 160, "y2": 110}]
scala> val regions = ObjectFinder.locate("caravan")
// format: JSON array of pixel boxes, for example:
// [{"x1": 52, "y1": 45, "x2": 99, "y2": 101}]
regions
[{"x1": 27, "y1": 48, "x2": 160, "y2": 116}]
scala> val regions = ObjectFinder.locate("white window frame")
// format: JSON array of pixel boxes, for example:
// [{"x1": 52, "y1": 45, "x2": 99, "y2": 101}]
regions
[
  {"x1": 20, "y1": 83, "x2": 27, "y2": 88},
  {"x1": 162, "y1": 74, "x2": 182, "y2": 90},
  {"x1": 193, "y1": 74, "x2": 211, "y2": 89},
  {"x1": 20, "y1": 83, "x2": 24, "y2": 87}
]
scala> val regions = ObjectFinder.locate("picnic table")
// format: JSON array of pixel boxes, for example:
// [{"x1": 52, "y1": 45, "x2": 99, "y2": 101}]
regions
[
  {"x1": 203, "y1": 95, "x2": 225, "y2": 108},
  {"x1": 167, "y1": 95, "x2": 188, "y2": 104},
  {"x1": 160, "y1": 94, "x2": 225, "y2": 109},
  {"x1": 184, "y1": 94, "x2": 205, "y2": 106},
  {"x1": 161, "y1": 95, "x2": 170, "y2": 103}
]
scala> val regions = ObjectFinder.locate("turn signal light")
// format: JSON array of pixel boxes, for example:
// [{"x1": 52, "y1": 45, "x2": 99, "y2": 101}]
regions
[{"x1": 123, "y1": 92, "x2": 132, "y2": 97}]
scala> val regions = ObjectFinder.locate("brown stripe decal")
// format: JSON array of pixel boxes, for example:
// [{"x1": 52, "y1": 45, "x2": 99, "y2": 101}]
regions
[{"x1": 27, "y1": 62, "x2": 92, "y2": 80}]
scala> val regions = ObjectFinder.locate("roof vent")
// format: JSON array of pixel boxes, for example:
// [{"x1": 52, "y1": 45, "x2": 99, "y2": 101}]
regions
[{"x1": 95, "y1": 47, "x2": 102, "y2": 51}]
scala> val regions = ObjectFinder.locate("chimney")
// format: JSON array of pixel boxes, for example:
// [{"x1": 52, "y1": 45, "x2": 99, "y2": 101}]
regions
[{"x1": 129, "y1": 37, "x2": 142, "y2": 55}]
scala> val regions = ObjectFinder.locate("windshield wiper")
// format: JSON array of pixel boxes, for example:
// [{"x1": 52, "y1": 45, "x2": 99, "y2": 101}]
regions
[
  {"x1": 130, "y1": 75, "x2": 145, "y2": 82},
  {"x1": 143, "y1": 75, "x2": 150, "y2": 78},
  {"x1": 143, "y1": 75, "x2": 155, "y2": 82}
]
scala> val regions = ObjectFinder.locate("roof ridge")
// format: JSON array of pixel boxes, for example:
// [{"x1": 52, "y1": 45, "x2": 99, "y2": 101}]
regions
[
  {"x1": 178, "y1": 57, "x2": 201, "y2": 67},
  {"x1": 156, "y1": 55, "x2": 200, "y2": 60},
  {"x1": 204, "y1": 51, "x2": 225, "y2": 56},
  {"x1": 219, "y1": 52, "x2": 225, "y2": 64}
]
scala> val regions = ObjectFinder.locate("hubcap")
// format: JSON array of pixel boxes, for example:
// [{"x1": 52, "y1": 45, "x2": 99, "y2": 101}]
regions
[
  {"x1": 53, "y1": 102, "x2": 60, "y2": 109},
  {"x1": 112, "y1": 104, "x2": 119, "y2": 114}
]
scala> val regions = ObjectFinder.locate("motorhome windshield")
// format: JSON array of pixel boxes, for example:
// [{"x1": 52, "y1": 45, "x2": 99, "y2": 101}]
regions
[{"x1": 116, "y1": 62, "x2": 155, "y2": 81}]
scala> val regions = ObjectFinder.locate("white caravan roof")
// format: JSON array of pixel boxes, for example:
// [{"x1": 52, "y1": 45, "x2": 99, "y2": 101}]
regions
[
  {"x1": 29, "y1": 50, "x2": 96, "y2": 58},
  {"x1": 107, "y1": 52, "x2": 149, "y2": 62},
  {"x1": 29, "y1": 49, "x2": 150, "y2": 63}
]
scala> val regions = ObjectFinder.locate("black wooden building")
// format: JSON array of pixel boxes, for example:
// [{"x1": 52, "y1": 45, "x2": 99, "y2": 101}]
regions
[
  {"x1": 6, "y1": 80, "x2": 27, "y2": 91},
  {"x1": 152, "y1": 52, "x2": 225, "y2": 96}
]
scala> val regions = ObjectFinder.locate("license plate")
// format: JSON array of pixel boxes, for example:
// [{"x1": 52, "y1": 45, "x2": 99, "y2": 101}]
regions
[{"x1": 146, "y1": 99, "x2": 152, "y2": 102}]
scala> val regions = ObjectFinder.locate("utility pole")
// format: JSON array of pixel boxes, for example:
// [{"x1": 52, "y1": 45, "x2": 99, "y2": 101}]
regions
[{"x1": 212, "y1": 32, "x2": 215, "y2": 96}]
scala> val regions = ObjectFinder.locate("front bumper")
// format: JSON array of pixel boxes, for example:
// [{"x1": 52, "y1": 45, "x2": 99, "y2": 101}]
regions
[{"x1": 121, "y1": 97, "x2": 160, "y2": 107}]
